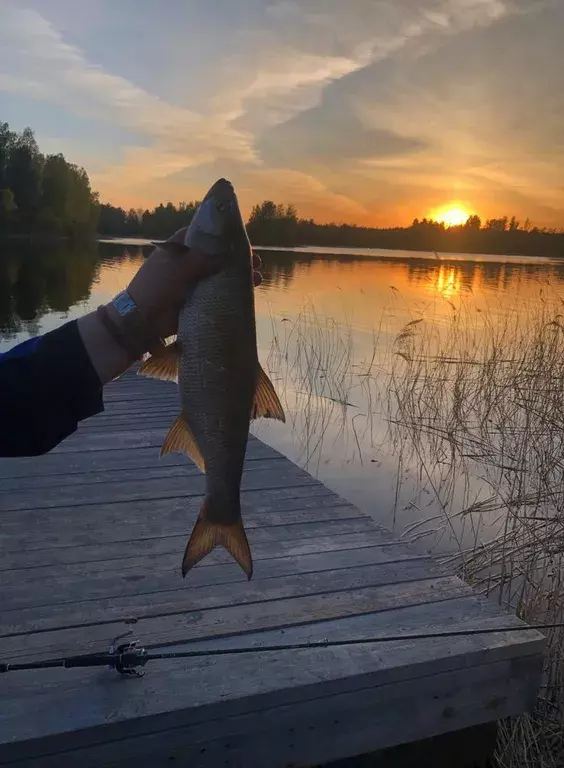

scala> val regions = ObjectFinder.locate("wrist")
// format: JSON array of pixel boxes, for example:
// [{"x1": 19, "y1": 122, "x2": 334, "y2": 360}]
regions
[
  {"x1": 77, "y1": 309, "x2": 136, "y2": 385},
  {"x1": 98, "y1": 302, "x2": 147, "y2": 361},
  {"x1": 106, "y1": 290, "x2": 164, "y2": 358}
]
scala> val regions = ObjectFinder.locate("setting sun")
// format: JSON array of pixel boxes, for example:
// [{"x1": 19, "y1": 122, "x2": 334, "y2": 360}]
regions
[{"x1": 430, "y1": 205, "x2": 471, "y2": 227}]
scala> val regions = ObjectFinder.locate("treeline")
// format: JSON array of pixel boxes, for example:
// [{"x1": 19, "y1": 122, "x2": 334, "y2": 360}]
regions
[
  {"x1": 0, "y1": 122, "x2": 99, "y2": 238},
  {"x1": 98, "y1": 201, "x2": 200, "y2": 239},
  {"x1": 245, "y1": 203, "x2": 564, "y2": 259},
  {"x1": 100, "y1": 200, "x2": 564, "y2": 258},
  {"x1": 1, "y1": 117, "x2": 563, "y2": 258}
]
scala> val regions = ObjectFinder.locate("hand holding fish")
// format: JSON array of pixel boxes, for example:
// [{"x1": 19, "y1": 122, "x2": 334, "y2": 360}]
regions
[
  {"x1": 126, "y1": 240, "x2": 263, "y2": 340},
  {"x1": 78, "y1": 242, "x2": 262, "y2": 385}
]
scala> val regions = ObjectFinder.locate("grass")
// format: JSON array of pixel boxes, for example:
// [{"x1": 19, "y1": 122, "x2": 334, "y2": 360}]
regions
[
  {"x1": 264, "y1": 298, "x2": 358, "y2": 474},
  {"x1": 266, "y1": 286, "x2": 564, "y2": 767},
  {"x1": 388, "y1": 290, "x2": 564, "y2": 767}
]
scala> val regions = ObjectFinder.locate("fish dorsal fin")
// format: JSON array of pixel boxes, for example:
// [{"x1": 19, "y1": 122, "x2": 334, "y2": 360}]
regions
[
  {"x1": 138, "y1": 341, "x2": 180, "y2": 383},
  {"x1": 251, "y1": 363, "x2": 285, "y2": 422},
  {"x1": 161, "y1": 414, "x2": 205, "y2": 472}
]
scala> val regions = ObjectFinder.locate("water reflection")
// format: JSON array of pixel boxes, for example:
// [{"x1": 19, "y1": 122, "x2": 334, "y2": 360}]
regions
[
  {"x1": 2, "y1": 239, "x2": 564, "y2": 553},
  {"x1": 0, "y1": 241, "x2": 153, "y2": 345},
  {"x1": 0, "y1": 241, "x2": 101, "y2": 339},
  {"x1": 2, "y1": 241, "x2": 563, "y2": 343}
]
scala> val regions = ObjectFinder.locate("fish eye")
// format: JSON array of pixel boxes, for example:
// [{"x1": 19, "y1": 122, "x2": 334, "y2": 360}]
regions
[{"x1": 217, "y1": 202, "x2": 226, "y2": 212}]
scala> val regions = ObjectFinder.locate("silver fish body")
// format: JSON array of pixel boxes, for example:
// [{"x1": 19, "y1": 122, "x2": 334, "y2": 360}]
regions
[{"x1": 140, "y1": 179, "x2": 284, "y2": 578}]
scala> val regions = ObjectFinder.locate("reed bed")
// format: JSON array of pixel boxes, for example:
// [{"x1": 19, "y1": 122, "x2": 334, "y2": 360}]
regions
[
  {"x1": 388, "y1": 290, "x2": 564, "y2": 767},
  {"x1": 266, "y1": 285, "x2": 564, "y2": 766}
]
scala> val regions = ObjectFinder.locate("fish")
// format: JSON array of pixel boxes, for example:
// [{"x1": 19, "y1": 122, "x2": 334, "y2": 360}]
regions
[{"x1": 139, "y1": 178, "x2": 285, "y2": 580}]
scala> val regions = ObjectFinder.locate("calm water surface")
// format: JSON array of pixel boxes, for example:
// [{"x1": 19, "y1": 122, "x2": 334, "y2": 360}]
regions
[{"x1": 2, "y1": 239, "x2": 563, "y2": 552}]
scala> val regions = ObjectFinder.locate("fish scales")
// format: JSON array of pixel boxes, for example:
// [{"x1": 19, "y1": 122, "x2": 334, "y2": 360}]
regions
[
  {"x1": 179, "y1": 261, "x2": 257, "y2": 516},
  {"x1": 139, "y1": 178, "x2": 285, "y2": 579}
]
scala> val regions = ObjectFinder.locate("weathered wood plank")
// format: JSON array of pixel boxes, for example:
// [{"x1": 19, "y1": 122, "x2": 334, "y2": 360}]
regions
[
  {"x1": 157, "y1": 594, "x2": 535, "y2": 658},
  {"x1": 0, "y1": 548, "x2": 432, "y2": 619},
  {"x1": 41, "y1": 428, "x2": 223, "y2": 453},
  {"x1": 0, "y1": 479, "x2": 341, "y2": 526},
  {"x1": 0, "y1": 486, "x2": 340, "y2": 543},
  {"x1": 91, "y1": 379, "x2": 173, "y2": 394},
  {"x1": 0, "y1": 529, "x2": 406, "y2": 580},
  {"x1": 105, "y1": 657, "x2": 539, "y2": 768},
  {"x1": 0, "y1": 576, "x2": 473, "y2": 662},
  {"x1": 81, "y1": 403, "x2": 180, "y2": 418},
  {"x1": 0, "y1": 465, "x2": 317, "y2": 511},
  {"x1": 86, "y1": 401, "x2": 179, "y2": 416},
  {"x1": 99, "y1": 390, "x2": 178, "y2": 404},
  {"x1": 0, "y1": 598, "x2": 542, "y2": 765},
  {"x1": 75, "y1": 418, "x2": 188, "y2": 434},
  {"x1": 1, "y1": 558, "x2": 444, "y2": 635},
  {"x1": 0, "y1": 456, "x2": 288, "y2": 492},
  {"x1": 0, "y1": 491, "x2": 365, "y2": 554},
  {"x1": 0, "y1": 438, "x2": 277, "y2": 479},
  {"x1": 0, "y1": 516, "x2": 378, "y2": 584},
  {"x1": 2, "y1": 539, "x2": 400, "y2": 613},
  {"x1": 101, "y1": 392, "x2": 179, "y2": 406},
  {"x1": 1, "y1": 656, "x2": 539, "y2": 768},
  {"x1": 0, "y1": 504, "x2": 368, "y2": 554},
  {"x1": 0, "y1": 594, "x2": 539, "y2": 700}
]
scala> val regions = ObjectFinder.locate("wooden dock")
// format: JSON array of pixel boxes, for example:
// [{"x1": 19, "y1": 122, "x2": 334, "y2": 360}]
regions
[{"x1": 0, "y1": 371, "x2": 544, "y2": 767}]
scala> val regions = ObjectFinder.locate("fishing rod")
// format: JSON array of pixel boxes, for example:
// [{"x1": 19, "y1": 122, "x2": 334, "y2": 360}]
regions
[{"x1": 1, "y1": 622, "x2": 561, "y2": 678}]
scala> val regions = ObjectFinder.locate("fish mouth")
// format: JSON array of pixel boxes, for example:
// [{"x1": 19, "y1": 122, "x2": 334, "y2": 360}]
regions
[
  {"x1": 202, "y1": 177, "x2": 241, "y2": 235},
  {"x1": 205, "y1": 178, "x2": 236, "y2": 206}
]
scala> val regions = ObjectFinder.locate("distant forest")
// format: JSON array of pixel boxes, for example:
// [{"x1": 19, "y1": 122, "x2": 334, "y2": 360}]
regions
[
  {"x1": 101, "y1": 201, "x2": 564, "y2": 259},
  {"x1": 1, "y1": 120, "x2": 563, "y2": 258}
]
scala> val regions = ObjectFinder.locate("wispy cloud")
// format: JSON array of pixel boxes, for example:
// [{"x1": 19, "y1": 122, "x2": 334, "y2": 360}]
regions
[{"x1": 2, "y1": 0, "x2": 554, "y2": 223}]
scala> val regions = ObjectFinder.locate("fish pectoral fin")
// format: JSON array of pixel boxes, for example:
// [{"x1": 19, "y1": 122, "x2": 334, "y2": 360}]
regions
[
  {"x1": 154, "y1": 241, "x2": 191, "y2": 254},
  {"x1": 183, "y1": 503, "x2": 252, "y2": 580},
  {"x1": 138, "y1": 341, "x2": 180, "y2": 383},
  {"x1": 160, "y1": 414, "x2": 205, "y2": 472},
  {"x1": 251, "y1": 363, "x2": 285, "y2": 422}
]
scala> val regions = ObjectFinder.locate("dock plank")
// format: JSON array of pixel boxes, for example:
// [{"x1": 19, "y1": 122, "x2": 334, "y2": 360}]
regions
[
  {"x1": 0, "y1": 529, "x2": 403, "y2": 577},
  {"x1": 0, "y1": 576, "x2": 495, "y2": 662},
  {"x1": 0, "y1": 465, "x2": 316, "y2": 511},
  {"x1": 2, "y1": 558, "x2": 446, "y2": 635},
  {"x1": 0, "y1": 454, "x2": 283, "y2": 491},
  {"x1": 0, "y1": 601, "x2": 541, "y2": 767},
  {"x1": 0, "y1": 510, "x2": 374, "y2": 564},
  {"x1": 0, "y1": 372, "x2": 544, "y2": 767},
  {"x1": 0, "y1": 438, "x2": 276, "y2": 480}
]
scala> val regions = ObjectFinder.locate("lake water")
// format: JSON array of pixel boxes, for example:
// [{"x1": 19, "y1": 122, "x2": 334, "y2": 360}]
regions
[{"x1": 2, "y1": 238, "x2": 564, "y2": 555}]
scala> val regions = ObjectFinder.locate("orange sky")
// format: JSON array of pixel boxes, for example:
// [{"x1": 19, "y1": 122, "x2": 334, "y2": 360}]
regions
[{"x1": 2, "y1": 0, "x2": 563, "y2": 229}]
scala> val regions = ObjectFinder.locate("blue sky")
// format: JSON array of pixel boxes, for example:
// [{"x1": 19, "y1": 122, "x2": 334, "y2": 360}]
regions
[{"x1": 0, "y1": 0, "x2": 562, "y2": 226}]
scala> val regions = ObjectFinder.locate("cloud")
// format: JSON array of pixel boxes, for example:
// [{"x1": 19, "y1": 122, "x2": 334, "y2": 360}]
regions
[
  {"x1": 257, "y1": 103, "x2": 427, "y2": 172},
  {"x1": 0, "y1": 0, "x2": 529, "y2": 218},
  {"x1": 0, "y1": 4, "x2": 258, "y2": 164},
  {"x1": 242, "y1": 166, "x2": 370, "y2": 223}
]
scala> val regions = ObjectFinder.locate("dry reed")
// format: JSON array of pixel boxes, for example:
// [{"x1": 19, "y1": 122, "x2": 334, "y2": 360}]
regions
[
  {"x1": 265, "y1": 285, "x2": 564, "y2": 766},
  {"x1": 388, "y1": 290, "x2": 564, "y2": 767}
]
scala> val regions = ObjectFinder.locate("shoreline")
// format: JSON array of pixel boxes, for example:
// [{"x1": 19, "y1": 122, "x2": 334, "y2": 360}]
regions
[{"x1": 2, "y1": 232, "x2": 563, "y2": 265}]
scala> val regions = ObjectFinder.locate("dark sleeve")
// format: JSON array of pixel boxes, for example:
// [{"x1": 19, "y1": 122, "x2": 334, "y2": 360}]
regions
[{"x1": 0, "y1": 320, "x2": 104, "y2": 457}]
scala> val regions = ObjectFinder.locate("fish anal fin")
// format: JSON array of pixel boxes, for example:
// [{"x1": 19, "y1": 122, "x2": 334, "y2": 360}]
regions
[
  {"x1": 138, "y1": 341, "x2": 180, "y2": 383},
  {"x1": 251, "y1": 363, "x2": 285, "y2": 422},
  {"x1": 182, "y1": 502, "x2": 252, "y2": 580},
  {"x1": 160, "y1": 414, "x2": 205, "y2": 472}
]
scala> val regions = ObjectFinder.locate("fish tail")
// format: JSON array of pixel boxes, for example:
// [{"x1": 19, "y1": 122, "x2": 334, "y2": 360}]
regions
[{"x1": 182, "y1": 497, "x2": 253, "y2": 580}]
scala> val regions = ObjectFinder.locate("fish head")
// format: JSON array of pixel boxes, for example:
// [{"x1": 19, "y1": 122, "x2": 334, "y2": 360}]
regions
[{"x1": 161, "y1": 178, "x2": 250, "y2": 261}]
